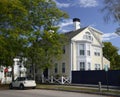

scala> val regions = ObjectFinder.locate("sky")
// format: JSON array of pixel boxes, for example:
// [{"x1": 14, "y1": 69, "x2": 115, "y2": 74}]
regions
[{"x1": 54, "y1": 0, "x2": 120, "y2": 53}]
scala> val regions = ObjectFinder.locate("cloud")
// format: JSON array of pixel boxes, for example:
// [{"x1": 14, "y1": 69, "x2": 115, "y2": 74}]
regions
[
  {"x1": 102, "y1": 33, "x2": 118, "y2": 41},
  {"x1": 58, "y1": 19, "x2": 73, "y2": 32},
  {"x1": 58, "y1": 19, "x2": 73, "y2": 28},
  {"x1": 53, "y1": 0, "x2": 70, "y2": 8},
  {"x1": 78, "y1": 0, "x2": 98, "y2": 8},
  {"x1": 54, "y1": 0, "x2": 98, "y2": 8}
]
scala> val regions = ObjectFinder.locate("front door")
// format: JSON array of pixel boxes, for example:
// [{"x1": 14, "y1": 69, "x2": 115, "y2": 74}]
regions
[{"x1": 43, "y1": 68, "x2": 48, "y2": 78}]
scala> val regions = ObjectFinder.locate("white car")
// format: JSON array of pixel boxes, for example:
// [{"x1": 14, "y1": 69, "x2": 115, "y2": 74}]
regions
[{"x1": 9, "y1": 77, "x2": 36, "y2": 89}]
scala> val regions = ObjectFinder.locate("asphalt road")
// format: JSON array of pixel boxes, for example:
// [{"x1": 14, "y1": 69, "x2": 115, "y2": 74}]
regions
[{"x1": 0, "y1": 89, "x2": 109, "y2": 97}]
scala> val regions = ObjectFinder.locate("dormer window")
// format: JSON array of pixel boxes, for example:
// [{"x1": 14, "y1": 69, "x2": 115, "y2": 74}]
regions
[{"x1": 83, "y1": 32, "x2": 93, "y2": 41}]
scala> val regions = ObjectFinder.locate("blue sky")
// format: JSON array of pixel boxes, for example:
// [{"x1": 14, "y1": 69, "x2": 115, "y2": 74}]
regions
[{"x1": 54, "y1": 0, "x2": 120, "y2": 53}]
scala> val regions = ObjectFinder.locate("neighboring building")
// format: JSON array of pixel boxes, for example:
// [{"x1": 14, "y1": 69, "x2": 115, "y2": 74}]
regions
[
  {"x1": 0, "y1": 58, "x2": 26, "y2": 84},
  {"x1": 47, "y1": 18, "x2": 110, "y2": 82}
]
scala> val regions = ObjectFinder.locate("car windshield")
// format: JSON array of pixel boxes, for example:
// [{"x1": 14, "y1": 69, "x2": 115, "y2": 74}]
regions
[
  {"x1": 26, "y1": 77, "x2": 33, "y2": 80},
  {"x1": 16, "y1": 77, "x2": 34, "y2": 81}
]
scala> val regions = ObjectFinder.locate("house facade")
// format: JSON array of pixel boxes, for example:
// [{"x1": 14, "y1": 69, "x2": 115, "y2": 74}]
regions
[{"x1": 47, "y1": 18, "x2": 110, "y2": 82}]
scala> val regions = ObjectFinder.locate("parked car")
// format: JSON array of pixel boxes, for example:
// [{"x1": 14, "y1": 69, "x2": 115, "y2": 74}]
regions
[{"x1": 9, "y1": 77, "x2": 36, "y2": 89}]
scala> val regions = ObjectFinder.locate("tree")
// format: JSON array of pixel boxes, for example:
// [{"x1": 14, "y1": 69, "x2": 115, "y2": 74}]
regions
[
  {"x1": 103, "y1": 42, "x2": 120, "y2": 70},
  {"x1": 0, "y1": 0, "x2": 30, "y2": 66},
  {"x1": 0, "y1": 0, "x2": 33, "y2": 80},
  {"x1": 0, "y1": 0, "x2": 68, "y2": 79},
  {"x1": 102, "y1": 0, "x2": 120, "y2": 35},
  {"x1": 24, "y1": 0, "x2": 68, "y2": 79}
]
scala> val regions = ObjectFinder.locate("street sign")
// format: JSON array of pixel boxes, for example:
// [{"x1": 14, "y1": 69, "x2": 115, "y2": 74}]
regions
[{"x1": 104, "y1": 64, "x2": 108, "y2": 72}]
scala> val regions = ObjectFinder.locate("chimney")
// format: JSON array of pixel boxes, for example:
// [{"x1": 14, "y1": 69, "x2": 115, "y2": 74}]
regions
[{"x1": 73, "y1": 18, "x2": 80, "y2": 30}]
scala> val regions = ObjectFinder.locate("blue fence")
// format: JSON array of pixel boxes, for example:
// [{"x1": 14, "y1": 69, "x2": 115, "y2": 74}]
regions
[{"x1": 72, "y1": 70, "x2": 120, "y2": 86}]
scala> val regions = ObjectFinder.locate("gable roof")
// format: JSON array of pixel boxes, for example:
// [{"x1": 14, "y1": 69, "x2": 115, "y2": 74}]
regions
[
  {"x1": 64, "y1": 26, "x2": 104, "y2": 47},
  {"x1": 88, "y1": 27, "x2": 103, "y2": 47},
  {"x1": 64, "y1": 27, "x2": 87, "y2": 40}
]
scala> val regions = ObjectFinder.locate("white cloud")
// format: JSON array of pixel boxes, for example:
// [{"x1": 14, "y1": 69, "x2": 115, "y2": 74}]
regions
[
  {"x1": 58, "y1": 19, "x2": 73, "y2": 32},
  {"x1": 54, "y1": 0, "x2": 98, "y2": 8},
  {"x1": 58, "y1": 19, "x2": 73, "y2": 28},
  {"x1": 78, "y1": 0, "x2": 98, "y2": 8},
  {"x1": 102, "y1": 33, "x2": 118, "y2": 41},
  {"x1": 53, "y1": 0, "x2": 70, "y2": 8}
]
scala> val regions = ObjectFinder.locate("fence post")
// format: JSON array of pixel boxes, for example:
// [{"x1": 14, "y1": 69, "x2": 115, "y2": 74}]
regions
[
  {"x1": 51, "y1": 76, "x2": 53, "y2": 83},
  {"x1": 98, "y1": 82, "x2": 102, "y2": 92},
  {"x1": 42, "y1": 74, "x2": 44, "y2": 83},
  {"x1": 61, "y1": 76, "x2": 64, "y2": 84}
]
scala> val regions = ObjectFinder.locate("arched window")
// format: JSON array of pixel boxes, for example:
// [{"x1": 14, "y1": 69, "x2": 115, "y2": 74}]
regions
[{"x1": 83, "y1": 32, "x2": 93, "y2": 41}]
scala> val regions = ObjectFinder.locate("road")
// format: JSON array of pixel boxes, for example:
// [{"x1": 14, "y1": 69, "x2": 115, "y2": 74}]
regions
[{"x1": 0, "y1": 89, "x2": 109, "y2": 97}]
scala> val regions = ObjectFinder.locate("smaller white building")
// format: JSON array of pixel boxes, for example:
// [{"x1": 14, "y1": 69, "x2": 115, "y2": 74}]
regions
[{"x1": 0, "y1": 58, "x2": 27, "y2": 84}]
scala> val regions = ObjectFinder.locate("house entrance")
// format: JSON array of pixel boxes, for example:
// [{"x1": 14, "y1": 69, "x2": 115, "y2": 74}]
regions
[{"x1": 43, "y1": 68, "x2": 48, "y2": 78}]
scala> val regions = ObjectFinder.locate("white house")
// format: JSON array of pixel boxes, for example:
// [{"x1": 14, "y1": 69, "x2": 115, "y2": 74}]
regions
[{"x1": 45, "y1": 18, "x2": 110, "y2": 83}]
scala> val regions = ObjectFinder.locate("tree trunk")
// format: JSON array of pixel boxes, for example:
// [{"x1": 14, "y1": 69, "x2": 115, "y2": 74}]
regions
[{"x1": 12, "y1": 65, "x2": 14, "y2": 81}]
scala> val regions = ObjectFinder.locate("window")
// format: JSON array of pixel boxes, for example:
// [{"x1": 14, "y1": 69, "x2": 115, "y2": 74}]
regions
[
  {"x1": 80, "y1": 62, "x2": 85, "y2": 71},
  {"x1": 6, "y1": 72, "x2": 12, "y2": 77},
  {"x1": 62, "y1": 63, "x2": 65, "y2": 73},
  {"x1": 86, "y1": 32, "x2": 91, "y2": 40},
  {"x1": 87, "y1": 44, "x2": 91, "y2": 56},
  {"x1": 95, "y1": 64, "x2": 100, "y2": 70},
  {"x1": 88, "y1": 62, "x2": 91, "y2": 70},
  {"x1": 94, "y1": 47, "x2": 100, "y2": 56},
  {"x1": 83, "y1": 32, "x2": 93, "y2": 41},
  {"x1": 54, "y1": 63, "x2": 58, "y2": 73},
  {"x1": 94, "y1": 52, "x2": 100, "y2": 56},
  {"x1": 62, "y1": 46, "x2": 65, "y2": 54},
  {"x1": 87, "y1": 50, "x2": 90, "y2": 56},
  {"x1": 79, "y1": 44, "x2": 85, "y2": 55}
]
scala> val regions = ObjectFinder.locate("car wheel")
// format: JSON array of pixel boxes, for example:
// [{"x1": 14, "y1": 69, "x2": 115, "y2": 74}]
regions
[
  {"x1": 9, "y1": 84, "x2": 13, "y2": 89},
  {"x1": 19, "y1": 84, "x2": 24, "y2": 90},
  {"x1": 32, "y1": 87, "x2": 36, "y2": 89}
]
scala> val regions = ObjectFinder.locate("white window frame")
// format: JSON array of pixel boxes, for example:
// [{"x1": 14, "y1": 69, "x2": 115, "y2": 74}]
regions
[
  {"x1": 94, "y1": 47, "x2": 100, "y2": 56},
  {"x1": 79, "y1": 44, "x2": 85, "y2": 56},
  {"x1": 95, "y1": 64, "x2": 100, "y2": 70},
  {"x1": 88, "y1": 62, "x2": 91, "y2": 70},
  {"x1": 54, "y1": 63, "x2": 58, "y2": 73},
  {"x1": 83, "y1": 32, "x2": 93, "y2": 41},
  {"x1": 87, "y1": 44, "x2": 91, "y2": 56},
  {"x1": 80, "y1": 62, "x2": 85, "y2": 71}
]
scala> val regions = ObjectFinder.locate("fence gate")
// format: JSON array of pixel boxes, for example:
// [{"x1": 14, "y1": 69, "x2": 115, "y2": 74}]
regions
[{"x1": 42, "y1": 75, "x2": 70, "y2": 84}]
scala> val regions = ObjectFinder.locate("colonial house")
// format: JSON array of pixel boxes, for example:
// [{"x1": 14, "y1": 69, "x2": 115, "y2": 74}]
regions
[{"x1": 45, "y1": 18, "x2": 110, "y2": 83}]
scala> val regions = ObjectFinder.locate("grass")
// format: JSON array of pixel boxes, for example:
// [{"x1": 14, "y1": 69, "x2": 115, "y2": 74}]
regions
[
  {"x1": 0, "y1": 84, "x2": 9, "y2": 90},
  {"x1": 36, "y1": 84, "x2": 120, "y2": 95}
]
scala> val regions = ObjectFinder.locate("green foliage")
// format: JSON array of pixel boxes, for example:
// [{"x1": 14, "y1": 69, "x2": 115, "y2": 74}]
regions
[
  {"x1": 103, "y1": 42, "x2": 120, "y2": 70},
  {"x1": 0, "y1": 0, "x2": 68, "y2": 72},
  {"x1": 0, "y1": 0, "x2": 28, "y2": 66},
  {"x1": 27, "y1": 29, "x2": 67, "y2": 71}
]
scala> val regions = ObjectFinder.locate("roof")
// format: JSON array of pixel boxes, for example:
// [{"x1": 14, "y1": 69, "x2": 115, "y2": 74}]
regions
[{"x1": 64, "y1": 27, "x2": 87, "y2": 40}]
